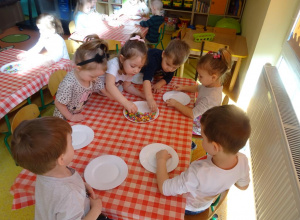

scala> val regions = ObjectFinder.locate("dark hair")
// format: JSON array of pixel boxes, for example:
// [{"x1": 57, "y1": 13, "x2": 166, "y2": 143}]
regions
[
  {"x1": 74, "y1": 34, "x2": 109, "y2": 70},
  {"x1": 200, "y1": 105, "x2": 251, "y2": 154},
  {"x1": 164, "y1": 39, "x2": 190, "y2": 65},
  {"x1": 197, "y1": 48, "x2": 232, "y2": 84},
  {"x1": 118, "y1": 32, "x2": 148, "y2": 74},
  {"x1": 36, "y1": 13, "x2": 64, "y2": 35},
  {"x1": 11, "y1": 117, "x2": 72, "y2": 174}
]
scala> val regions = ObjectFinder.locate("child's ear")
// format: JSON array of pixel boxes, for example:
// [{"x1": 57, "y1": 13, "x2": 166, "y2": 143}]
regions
[
  {"x1": 212, "y1": 73, "x2": 218, "y2": 81},
  {"x1": 212, "y1": 141, "x2": 222, "y2": 153},
  {"x1": 161, "y1": 51, "x2": 165, "y2": 59},
  {"x1": 119, "y1": 54, "x2": 125, "y2": 63},
  {"x1": 57, "y1": 154, "x2": 65, "y2": 166},
  {"x1": 75, "y1": 65, "x2": 82, "y2": 71}
]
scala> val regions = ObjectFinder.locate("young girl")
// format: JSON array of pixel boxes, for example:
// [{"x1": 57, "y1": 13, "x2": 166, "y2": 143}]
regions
[
  {"x1": 17, "y1": 13, "x2": 69, "y2": 67},
  {"x1": 115, "y1": 0, "x2": 149, "y2": 17},
  {"x1": 53, "y1": 35, "x2": 111, "y2": 122},
  {"x1": 105, "y1": 33, "x2": 148, "y2": 113},
  {"x1": 166, "y1": 48, "x2": 232, "y2": 135}
]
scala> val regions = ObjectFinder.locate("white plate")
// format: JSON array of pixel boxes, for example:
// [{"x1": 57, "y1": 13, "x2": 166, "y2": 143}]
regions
[
  {"x1": 130, "y1": 15, "x2": 141, "y2": 20},
  {"x1": 139, "y1": 143, "x2": 179, "y2": 173},
  {"x1": 131, "y1": 72, "x2": 144, "y2": 84},
  {"x1": 123, "y1": 101, "x2": 159, "y2": 123},
  {"x1": 163, "y1": 91, "x2": 191, "y2": 105},
  {"x1": 0, "y1": 62, "x2": 24, "y2": 74},
  {"x1": 71, "y1": 125, "x2": 94, "y2": 150},
  {"x1": 84, "y1": 155, "x2": 128, "y2": 190}
]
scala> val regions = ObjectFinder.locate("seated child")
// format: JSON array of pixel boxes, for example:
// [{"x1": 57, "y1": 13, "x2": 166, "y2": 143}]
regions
[
  {"x1": 54, "y1": 34, "x2": 111, "y2": 122},
  {"x1": 166, "y1": 49, "x2": 232, "y2": 135},
  {"x1": 11, "y1": 117, "x2": 107, "y2": 219},
  {"x1": 115, "y1": 0, "x2": 149, "y2": 17},
  {"x1": 17, "y1": 13, "x2": 69, "y2": 67},
  {"x1": 105, "y1": 33, "x2": 148, "y2": 113},
  {"x1": 139, "y1": 0, "x2": 164, "y2": 43},
  {"x1": 141, "y1": 39, "x2": 190, "y2": 111},
  {"x1": 156, "y1": 105, "x2": 251, "y2": 215}
]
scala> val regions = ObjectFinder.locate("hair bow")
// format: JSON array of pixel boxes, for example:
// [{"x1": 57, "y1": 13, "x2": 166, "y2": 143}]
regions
[
  {"x1": 129, "y1": 35, "x2": 145, "y2": 43},
  {"x1": 77, "y1": 53, "x2": 109, "y2": 66},
  {"x1": 208, "y1": 51, "x2": 221, "y2": 59}
]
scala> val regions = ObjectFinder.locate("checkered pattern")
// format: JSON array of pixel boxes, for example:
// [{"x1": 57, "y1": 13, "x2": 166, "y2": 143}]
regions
[
  {"x1": 69, "y1": 17, "x2": 148, "y2": 45},
  {"x1": 0, "y1": 49, "x2": 73, "y2": 119},
  {"x1": 10, "y1": 77, "x2": 195, "y2": 220}
]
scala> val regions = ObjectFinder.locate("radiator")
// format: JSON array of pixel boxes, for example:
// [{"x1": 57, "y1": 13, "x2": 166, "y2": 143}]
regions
[{"x1": 247, "y1": 64, "x2": 300, "y2": 220}]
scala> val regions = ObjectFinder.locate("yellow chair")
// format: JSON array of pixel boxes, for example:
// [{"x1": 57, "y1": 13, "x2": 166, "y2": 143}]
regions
[
  {"x1": 65, "y1": 39, "x2": 82, "y2": 60},
  {"x1": 184, "y1": 190, "x2": 229, "y2": 220},
  {"x1": 69, "y1": 20, "x2": 75, "y2": 34},
  {"x1": 147, "y1": 23, "x2": 166, "y2": 50},
  {"x1": 106, "y1": 39, "x2": 121, "y2": 53},
  {"x1": 48, "y1": 70, "x2": 68, "y2": 97}
]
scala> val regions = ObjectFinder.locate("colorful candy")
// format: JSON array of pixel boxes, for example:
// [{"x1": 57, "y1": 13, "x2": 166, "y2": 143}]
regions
[
  {"x1": 125, "y1": 110, "x2": 156, "y2": 122},
  {"x1": 3, "y1": 63, "x2": 21, "y2": 73}
]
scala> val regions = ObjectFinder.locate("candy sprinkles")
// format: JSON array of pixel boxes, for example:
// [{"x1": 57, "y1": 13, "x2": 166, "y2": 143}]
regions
[
  {"x1": 3, "y1": 63, "x2": 22, "y2": 74},
  {"x1": 125, "y1": 110, "x2": 157, "y2": 122}
]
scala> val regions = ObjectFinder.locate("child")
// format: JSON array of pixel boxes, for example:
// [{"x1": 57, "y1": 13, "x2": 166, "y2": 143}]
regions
[
  {"x1": 17, "y1": 13, "x2": 69, "y2": 67},
  {"x1": 115, "y1": 0, "x2": 149, "y2": 17},
  {"x1": 156, "y1": 105, "x2": 251, "y2": 215},
  {"x1": 53, "y1": 34, "x2": 111, "y2": 122},
  {"x1": 139, "y1": 0, "x2": 164, "y2": 43},
  {"x1": 106, "y1": 33, "x2": 148, "y2": 113},
  {"x1": 11, "y1": 117, "x2": 106, "y2": 219},
  {"x1": 141, "y1": 39, "x2": 190, "y2": 111},
  {"x1": 166, "y1": 48, "x2": 231, "y2": 135}
]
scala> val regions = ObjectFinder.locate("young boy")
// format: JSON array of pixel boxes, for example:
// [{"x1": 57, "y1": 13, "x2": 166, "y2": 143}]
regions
[
  {"x1": 141, "y1": 39, "x2": 190, "y2": 111},
  {"x1": 11, "y1": 117, "x2": 109, "y2": 220},
  {"x1": 156, "y1": 105, "x2": 251, "y2": 215},
  {"x1": 139, "y1": 0, "x2": 164, "y2": 43}
]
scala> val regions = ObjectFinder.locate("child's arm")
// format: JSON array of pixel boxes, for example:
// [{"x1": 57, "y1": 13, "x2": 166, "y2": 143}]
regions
[
  {"x1": 123, "y1": 81, "x2": 146, "y2": 99},
  {"x1": 152, "y1": 79, "x2": 167, "y2": 93},
  {"x1": 173, "y1": 84, "x2": 198, "y2": 93},
  {"x1": 139, "y1": 17, "x2": 153, "y2": 27},
  {"x1": 143, "y1": 80, "x2": 157, "y2": 112},
  {"x1": 106, "y1": 74, "x2": 138, "y2": 113},
  {"x1": 83, "y1": 195, "x2": 102, "y2": 220},
  {"x1": 156, "y1": 150, "x2": 172, "y2": 194},
  {"x1": 235, "y1": 183, "x2": 249, "y2": 190},
  {"x1": 54, "y1": 99, "x2": 85, "y2": 122},
  {"x1": 166, "y1": 99, "x2": 194, "y2": 119},
  {"x1": 99, "y1": 87, "x2": 113, "y2": 99}
]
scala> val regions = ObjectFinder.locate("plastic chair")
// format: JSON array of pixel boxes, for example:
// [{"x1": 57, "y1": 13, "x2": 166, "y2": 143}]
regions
[
  {"x1": 69, "y1": 20, "x2": 75, "y2": 34},
  {"x1": 65, "y1": 39, "x2": 82, "y2": 60},
  {"x1": 147, "y1": 22, "x2": 166, "y2": 50},
  {"x1": 184, "y1": 189, "x2": 229, "y2": 220},
  {"x1": 106, "y1": 39, "x2": 121, "y2": 53},
  {"x1": 48, "y1": 70, "x2": 68, "y2": 97}
]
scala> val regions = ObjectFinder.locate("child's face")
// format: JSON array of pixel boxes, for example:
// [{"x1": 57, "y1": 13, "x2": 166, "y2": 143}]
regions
[
  {"x1": 83, "y1": 2, "x2": 94, "y2": 13},
  {"x1": 63, "y1": 133, "x2": 75, "y2": 166},
  {"x1": 129, "y1": 0, "x2": 138, "y2": 6},
  {"x1": 161, "y1": 53, "x2": 181, "y2": 73},
  {"x1": 37, "y1": 24, "x2": 55, "y2": 37},
  {"x1": 78, "y1": 63, "x2": 106, "y2": 83},
  {"x1": 197, "y1": 67, "x2": 216, "y2": 87},
  {"x1": 121, "y1": 55, "x2": 146, "y2": 76}
]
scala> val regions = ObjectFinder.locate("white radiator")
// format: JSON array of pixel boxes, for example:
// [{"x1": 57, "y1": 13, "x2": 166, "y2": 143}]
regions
[{"x1": 247, "y1": 64, "x2": 300, "y2": 220}]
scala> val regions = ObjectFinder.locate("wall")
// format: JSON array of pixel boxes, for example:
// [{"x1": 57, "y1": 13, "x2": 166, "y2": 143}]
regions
[{"x1": 237, "y1": 0, "x2": 299, "y2": 108}]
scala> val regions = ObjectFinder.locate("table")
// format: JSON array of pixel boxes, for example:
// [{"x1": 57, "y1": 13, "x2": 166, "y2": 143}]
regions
[
  {"x1": 180, "y1": 29, "x2": 248, "y2": 92},
  {"x1": 0, "y1": 49, "x2": 73, "y2": 119},
  {"x1": 10, "y1": 77, "x2": 195, "y2": 219},
  {"x1": 69, "y1": 16, "x2": 148, "y2": 45}
]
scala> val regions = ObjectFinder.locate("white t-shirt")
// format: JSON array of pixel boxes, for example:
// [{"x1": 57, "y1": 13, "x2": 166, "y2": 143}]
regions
[
  {"x1": 35, "y1": 167, "x2": 90, "y2": 220},
  {"x1": 28, "y1": 33, "x2": 69, "y2": 62},
  {"x1": 162, "y1": 153, "x2": 250, "y2": 212}
]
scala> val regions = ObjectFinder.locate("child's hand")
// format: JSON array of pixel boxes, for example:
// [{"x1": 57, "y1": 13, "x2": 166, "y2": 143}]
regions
[
  {"x1": 85, "y1": 182, "x2": 96, "y2": 199},
  {"x1": 17, "y1": 53, "x2": 27, "y2": 60},
  {"x1": 90, "y1": 195, "x2": 102, "y2": 212},
  {"x1": 125, "y1": 101, "x2": 138, "y2": 113},
  {"x1": 166, "y1": 98, "x2": 178, "y2": 108},
  {"x1": 147, "y1": 98, "x2": 157, "y2": 112},
  {"x1": 156, "y1": 150, "x2": 172, "y2": 162},
  {"x1": 172, "y1": 84, "x2": 184, "y2": 91},
  {"x1": 69, "y1": 113, "x2": 85, "y2": 122},
  {"x1": 152, "y1": 84, "x2": 163, "y2": 94}
]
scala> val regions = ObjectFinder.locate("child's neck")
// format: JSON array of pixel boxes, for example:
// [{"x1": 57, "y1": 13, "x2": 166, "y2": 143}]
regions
[
  {"x1": 43, "y1": 165, "x2": 73, "y2": 178},
  {"x1": 205, "y1": 80, "x2": 222, "y2": 88},
  {"x1": 211, "y1": 153, "x2": 238, "y2": 170}
]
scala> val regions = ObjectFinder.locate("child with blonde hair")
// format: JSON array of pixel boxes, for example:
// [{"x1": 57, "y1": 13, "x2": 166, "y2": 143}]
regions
[
  {"x1": 166, "y1": 48, "x2": 232, "y2": 136},
  {"x1": 141, "y1": 39, "x2": 190, "y2": 111},
  {"x1": 156, "y1": 105, "x2": 251, "y2": 215},
  {"x1": 115, "y1": 0, "x2": 149, "y2": 17},
  {"x1": 54, "y1": 35, "x2": 111, "y2": 122},
  {"x1": 17, "y1": 13, "x2": 69, "y2": 67},
  {"x1": 106, "y1": 33, "x2": 148, "y2": 113}
]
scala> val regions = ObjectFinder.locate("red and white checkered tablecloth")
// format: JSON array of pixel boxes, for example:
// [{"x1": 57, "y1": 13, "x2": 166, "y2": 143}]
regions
[
  {"x1": 0, "y1": 49, "x2": 73, "y2": 119},
  {"x1": 10, "y1": 77, "x2": 196, "y2": 220},
  {"x1": 69, "y1": 16, "x2": 148, "y2": 45}
]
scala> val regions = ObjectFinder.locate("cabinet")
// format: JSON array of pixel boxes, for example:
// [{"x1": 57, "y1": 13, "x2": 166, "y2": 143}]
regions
[
  {"x1": 96, "y1": 0, "x2": 124, "y2": 16},
  {"x1": 163, "y1": 0, "x2": 246, "y2": 27}
]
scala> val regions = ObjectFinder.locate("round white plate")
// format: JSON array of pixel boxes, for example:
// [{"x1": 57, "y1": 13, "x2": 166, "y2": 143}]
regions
[
  {"x1": 0, "y1": 62, "x2": 23, "y2": 74},
  {"x1": 163, "y1": 91, "x2": 191, "y2": 105},
  {"x1": 131, "y1": 72, "x2": 144, "y2": 84},
  {"x1": 84, "y1": 155, "x2": 128, "y2": 190},
  {"x1": 139, "y1": 143, "x2": 179, "y2": 173},
  {"x1": 71, "y1": 125, "x2": 94, "y2": 150},
  {"x1": 123, "y1": 101, "x2": 159, "y2": 123},
  {"x1": 130, "y1": 15, "x2": 141, "y2": 20}
]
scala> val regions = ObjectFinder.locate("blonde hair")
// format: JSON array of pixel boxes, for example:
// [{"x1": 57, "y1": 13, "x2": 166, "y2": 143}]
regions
[
  {"x1": 118, "y1": 32, "x2": 148, "y2": 74},
  {"x1": 36, "y1": 13, "x2": 64, "y2": 35},
  {"x1": 197, "y1": 48, "x2": 232, "y2": 84},
  {"x1": 151, "y1": 0, "x2": 163, "y2": 11},
  {"x1": 74, "y1": 0, "x2": 95, "y2": 16},
  {"x1": 164, "y1": 39, "x2": 190, "y2": 65},
  {"x1": 74, "y1": 34, "x2": 109, "y2": 70}
]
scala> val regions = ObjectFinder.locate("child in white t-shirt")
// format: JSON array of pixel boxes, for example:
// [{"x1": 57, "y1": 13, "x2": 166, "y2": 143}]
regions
[{"x1": 156, "y1": 105, "x2": 251, "y2": 215}]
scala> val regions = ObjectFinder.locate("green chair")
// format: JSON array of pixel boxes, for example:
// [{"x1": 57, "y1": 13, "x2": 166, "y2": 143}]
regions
[{"x1": 147, "y1": 23, "x2": 166, "y2": 50}]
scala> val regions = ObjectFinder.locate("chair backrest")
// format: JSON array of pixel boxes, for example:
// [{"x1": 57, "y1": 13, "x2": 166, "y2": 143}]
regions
[
  {"x1": 157, "y1": 22, "x2": 166, "y2": 43},
  {"x1": 11, "y1": 104, "x2": 40, "y2": 133},
  {"x1": 48, "y1": 70, "x2": 68, "y2": 97},
  {"x1": 64, "y1": 39, "x2": 81, "y2": 59},
  {"x1": 203, "y1": 40, "x2": 229, "y2": 53},
  {"x1": 106, "y1": 39, "x2": 121, "y2": 53},
  {"x1": 69, "y1": 20, "x2": 75, "y2": 34},
  {"x1": 213, "y1": 27, "x2": 236, "y2": 35},
  {"x1": 180, "y1": 23, "x2": 187, "y2": 40}
]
